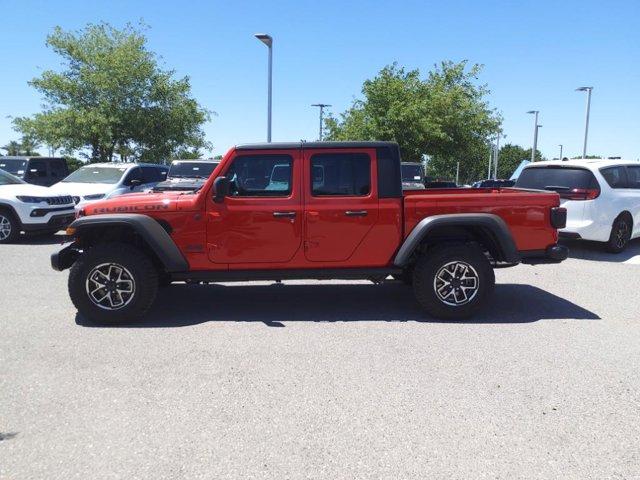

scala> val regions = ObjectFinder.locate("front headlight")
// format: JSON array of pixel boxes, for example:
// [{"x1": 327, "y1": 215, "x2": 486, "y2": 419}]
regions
[
  {"x1": 16, "y1": 196, "x2": 46, "y2": 203},
  {"x1": 83, "y1": 193, "x2": 105, "y2": 200}
]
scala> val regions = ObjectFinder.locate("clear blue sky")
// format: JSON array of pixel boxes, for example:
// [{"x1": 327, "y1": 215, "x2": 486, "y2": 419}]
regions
[{"x1": 1, "y1": 0, "x2": 638, "y2": 160}]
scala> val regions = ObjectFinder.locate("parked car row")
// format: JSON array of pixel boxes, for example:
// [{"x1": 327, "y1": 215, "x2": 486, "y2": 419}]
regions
[{"x1": 0, "y1": 156, "x2": 220, "y2": 243}]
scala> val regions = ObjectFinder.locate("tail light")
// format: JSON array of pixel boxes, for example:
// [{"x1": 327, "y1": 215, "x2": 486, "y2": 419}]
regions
[
  {"x1": 550, "y1": 207, "x2": 567, "y2": 229},
  {"x1": 559, "y1": 188, "x2": 599, "y2": 200}
]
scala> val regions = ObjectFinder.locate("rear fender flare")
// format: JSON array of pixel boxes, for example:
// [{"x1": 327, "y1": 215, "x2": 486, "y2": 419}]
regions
[{"x1": 394, "y1": 213, "x2": 520, "y2": 267}]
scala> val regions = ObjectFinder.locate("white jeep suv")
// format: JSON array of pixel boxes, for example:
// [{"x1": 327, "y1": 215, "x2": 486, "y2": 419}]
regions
[
  {"x1": 515, "y1": 159, "x2": 640, "y2": 252},
  {"x1": 48, "y1": 162, "x2": 168, "y2": 207},
  {"x1": 0, "y1": 169, "x2": 75, "y2": 243}
]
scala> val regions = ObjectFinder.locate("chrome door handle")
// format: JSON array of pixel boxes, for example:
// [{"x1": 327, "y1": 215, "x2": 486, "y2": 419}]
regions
[
  {"x1": 273, "y1": 211, "x2": 296, "y2": 218},
  {"x1": 345, "y1": 210, "x2": 368, "y2": 217}
]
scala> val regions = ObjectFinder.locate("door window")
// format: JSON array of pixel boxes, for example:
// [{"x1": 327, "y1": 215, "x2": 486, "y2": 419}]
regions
[
  {"x1": 123, "y1": 167, "x2": 143, "y2": 185},
  {"x1": 310, "y1": 153, "x2": 371, "y2": 196},
  {"x1": 626, "y1": 166, "x2": 640, "y2": 189},
  {"x1": 141, "y1": 166, "x2": 168, "y2": 183},
  {"x1": 27, "y1": 159, "x2": 48, "y2": 178},
  {"x1": 600, "y1": 166, "x2": 628, "y2": 189},
  {"x1": 225, "y1": 154, "x2": 293, "y2": 197}
]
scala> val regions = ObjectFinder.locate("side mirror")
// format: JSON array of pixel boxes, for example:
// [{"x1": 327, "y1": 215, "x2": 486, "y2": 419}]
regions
[
  {"x1": 129, "y1": 179, "x2": 142, "y2": 189},
  {"x1": 213, "y1": 176, "x2": 230, "y2": 203}
]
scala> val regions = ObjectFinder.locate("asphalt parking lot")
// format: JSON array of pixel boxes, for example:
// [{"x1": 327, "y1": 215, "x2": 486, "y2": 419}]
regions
[{"x1": 1, "y1": 236, "x2": 639, "y2": 479}]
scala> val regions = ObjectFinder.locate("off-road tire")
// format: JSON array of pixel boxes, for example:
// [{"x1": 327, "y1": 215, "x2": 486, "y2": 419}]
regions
[
  {"x1": 413, "y1": 243, "x2": 495, "y2": 320},
  {"x1": 605, "y1": 215, "x2": 632, "y2": 253},
  {"x1": 0, "y1": 209, "x2": 20, "y2": 244},
  {"x1": 392, "y1": 269, "x2": 413, "y2": 285},
  {"x1": 68, "y1": 242, "x2": 158, "y2": 324}
]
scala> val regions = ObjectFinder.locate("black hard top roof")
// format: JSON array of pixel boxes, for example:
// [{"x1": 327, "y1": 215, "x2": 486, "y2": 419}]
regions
[{"x1": 235, "y1": 141, "x2": 398, "y2": 151}]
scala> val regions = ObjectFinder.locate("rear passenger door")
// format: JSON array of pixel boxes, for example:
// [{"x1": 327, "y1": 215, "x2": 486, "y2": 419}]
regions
[{"x1": 302, "y1": 148, "x2": 379, "y2": 262}]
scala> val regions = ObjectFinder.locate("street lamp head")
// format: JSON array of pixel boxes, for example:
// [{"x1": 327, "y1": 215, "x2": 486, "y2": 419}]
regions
[
  {"x1": 254, "y1": 33, "x2": 273, "y2": 47},
  {"x1": 576, "y1": 86, "x2": 593, "y2": 92},
  {"x1": 527, "y1": 110, "x2": 539, "y2": 114}
]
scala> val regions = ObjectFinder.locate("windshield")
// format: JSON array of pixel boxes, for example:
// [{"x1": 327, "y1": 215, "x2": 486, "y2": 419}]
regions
[
  {"x1": 62, "y1": 166, "x2": 128, "y2": 184},
  {"x1": 0, "y1": 159, "x2": 28, "y2": 176},
  {"x1": 515, "y1": 167, "x2": 597, "y2": 190},
  {"x1": 169, "y1": 161, "x2": 218, "y2": 179},
  {"x1": 402, "y1": 164, "x2": 424, "y2": 182},
  {"x1": 0, "y1": 169, "x2": 26, "y2": 185}
]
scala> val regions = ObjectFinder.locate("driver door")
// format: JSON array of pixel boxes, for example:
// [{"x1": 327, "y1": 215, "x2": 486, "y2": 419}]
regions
[{"x1": 206, "y1": 149, "x2": 303, "y2": 264}]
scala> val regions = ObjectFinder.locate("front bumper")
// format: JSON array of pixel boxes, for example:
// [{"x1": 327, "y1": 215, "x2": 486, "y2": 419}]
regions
[
  {"x1": 519, "y1": 244, "x2": 569, "y2": 265},
  {"x1": 22, "y1": 212, "x2": 76, "y2": 233}
]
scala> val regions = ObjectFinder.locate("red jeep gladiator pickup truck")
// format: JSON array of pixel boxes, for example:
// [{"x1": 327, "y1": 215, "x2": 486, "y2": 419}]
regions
[{"x1": 51, "y1": 141, "x2": 568, "y2": 323}]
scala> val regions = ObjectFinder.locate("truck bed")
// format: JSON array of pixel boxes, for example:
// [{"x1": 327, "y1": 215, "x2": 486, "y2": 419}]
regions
[{"x1": 402, "y1": 187, "x2": 561, "y2": 252}]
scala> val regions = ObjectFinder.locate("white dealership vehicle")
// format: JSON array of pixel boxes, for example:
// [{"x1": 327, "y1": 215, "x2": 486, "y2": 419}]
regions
[
  {"x1": 0, "y1": 169, "x2": 75, "y2": 243},
  {"x1": 48, "y1": 162, "x2": 168, "y2": 207},
  {"x1": 515, "y1": 159, "x2": 640, "y2": 252}
]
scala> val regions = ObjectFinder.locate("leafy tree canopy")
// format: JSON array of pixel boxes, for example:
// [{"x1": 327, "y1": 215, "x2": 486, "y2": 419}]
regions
[
  {"x1": 14, "y1": 22, "x2": 211, "y2": 163},
  {"x1": 1, "y1": 137, "x2": 41, "y2": 156},
  {"x1": 495, "y1": 143, "x2": 543, "y2": 179},
  {"x1": 324, "y1": 61, "x2": 502, "y2": 181}
]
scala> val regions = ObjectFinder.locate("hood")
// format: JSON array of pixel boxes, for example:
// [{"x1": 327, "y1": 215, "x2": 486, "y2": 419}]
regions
[
  {"x1": 82, "y1": 191, "x2": 182, "y2": 216},
  {"x1": 154, "y1": 177, "x2": 205, "y2": 192},
  {"x1": 49, "y1": 182, "x2": 114, "y2": 197},
  {"x1": 1, "y1": 183, "x2": 73, "y2": 197}
]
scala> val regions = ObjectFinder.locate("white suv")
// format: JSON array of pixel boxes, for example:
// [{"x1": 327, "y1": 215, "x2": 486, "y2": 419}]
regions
[
  {"x1": 516, "y1": 159, "x2": 640, "y2": 252},
  {"x1": 0, "y1": 169, "x2": 75, "y2": 243},
  {"x1": 48, "y1": 162, "x2": 168, "y2": 207}
]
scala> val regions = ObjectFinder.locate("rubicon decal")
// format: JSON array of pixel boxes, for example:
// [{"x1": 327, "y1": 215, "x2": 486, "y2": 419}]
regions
[{"x1": 91, "y1": 204, "x2": 171, "y2": 214}]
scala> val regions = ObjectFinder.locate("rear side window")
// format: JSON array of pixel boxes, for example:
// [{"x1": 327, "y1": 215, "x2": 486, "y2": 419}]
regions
[
  {"x1": 311, "y1": 153, "x2": 371, "y2": 196},
  {"x1": 50, "y1": 159, "x2": 68, "y2": 179},
  {"x1": 515, "y1": 167, "x2": 597, "y2": 190},
  {"x1": 627, "y1": 166, "x2": 640, "y2": 189},
  {"x1": 600, "y1": 166, "x2": 628, "y2": 189},
  {"x1": 141, "y1": 166, "x2": 168, "y2": 183}
]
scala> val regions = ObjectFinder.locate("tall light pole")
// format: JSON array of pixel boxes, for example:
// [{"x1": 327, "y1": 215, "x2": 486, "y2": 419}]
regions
[
  {"x1": 493, "y1": 132, "x2": 502, "y2": 179},
  {"x1": 527, "y1": 110, "x2": 539, "y2": 162},
  {"x1": 558, "y1": 144, "x2": 563, "y2": 160},
  {"x1": 255, "y1": 33, "x2": 273, "y2": 142},
  {"x1": 311, "y1": 103, "x2": 331, "y2": 141},
  {"x1": 576, "y1": 86, "x2": 593, "y2": 159}
]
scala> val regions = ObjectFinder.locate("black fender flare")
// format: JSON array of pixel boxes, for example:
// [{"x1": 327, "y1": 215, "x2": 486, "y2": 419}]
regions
[
  {"x1": 69, "y1": 214, "x2": 189, "y2": 272},
  {"x1": 393, "y1": 213, "x2": 520, "y2": 267}
]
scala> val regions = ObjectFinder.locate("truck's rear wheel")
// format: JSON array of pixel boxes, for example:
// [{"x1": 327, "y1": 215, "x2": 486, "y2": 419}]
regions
[
  {"x1": 413, "y1": 244, "x2": 494, "y2": 319},
  {"x1": 68, "y1": 243, "x2": 158, "y2": 324}
]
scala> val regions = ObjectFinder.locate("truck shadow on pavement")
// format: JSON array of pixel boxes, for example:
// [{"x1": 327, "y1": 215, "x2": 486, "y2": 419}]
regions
[
  {"x1": 563, "y1": 238, "x2": 640, "y2": 263},
  {"x1": 77, "y1": 282, "x2": 599, "y2": 328}
]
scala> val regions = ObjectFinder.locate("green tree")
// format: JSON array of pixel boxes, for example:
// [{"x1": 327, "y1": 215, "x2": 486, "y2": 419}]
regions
[
  {"x1": 1, "y1": 140, "x2": 22, "y2": 156},
  {"x1": 1, "y1": 137, "x2": 41, "y2": 156},
  {"x1": 14, "y1": 22, "x2": 211, "y2": 163},
  {"x1": 495, "y1": 144, "x2": 543, "y2": 179},
  {"x1": 324, "y1": 61, "x2": 502, "y2": 180}
]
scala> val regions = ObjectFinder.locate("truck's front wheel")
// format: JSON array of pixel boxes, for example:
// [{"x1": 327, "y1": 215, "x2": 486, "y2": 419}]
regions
[
  {"x1": 413, "y1": 244, "x2": 494, "y2": 320},
  {"x1": 68, "y1": 243, "x2": 159, "y2": 324}
]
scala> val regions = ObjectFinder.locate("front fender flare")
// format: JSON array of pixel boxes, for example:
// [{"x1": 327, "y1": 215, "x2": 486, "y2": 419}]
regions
[{"x1": 67, "y1": 213, "x2": 189, "y2": 272}]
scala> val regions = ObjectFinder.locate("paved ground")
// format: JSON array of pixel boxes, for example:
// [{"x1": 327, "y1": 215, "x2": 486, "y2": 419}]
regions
[{"x1": 1, "y1": 235, "x2": 639, "y2": 479}]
